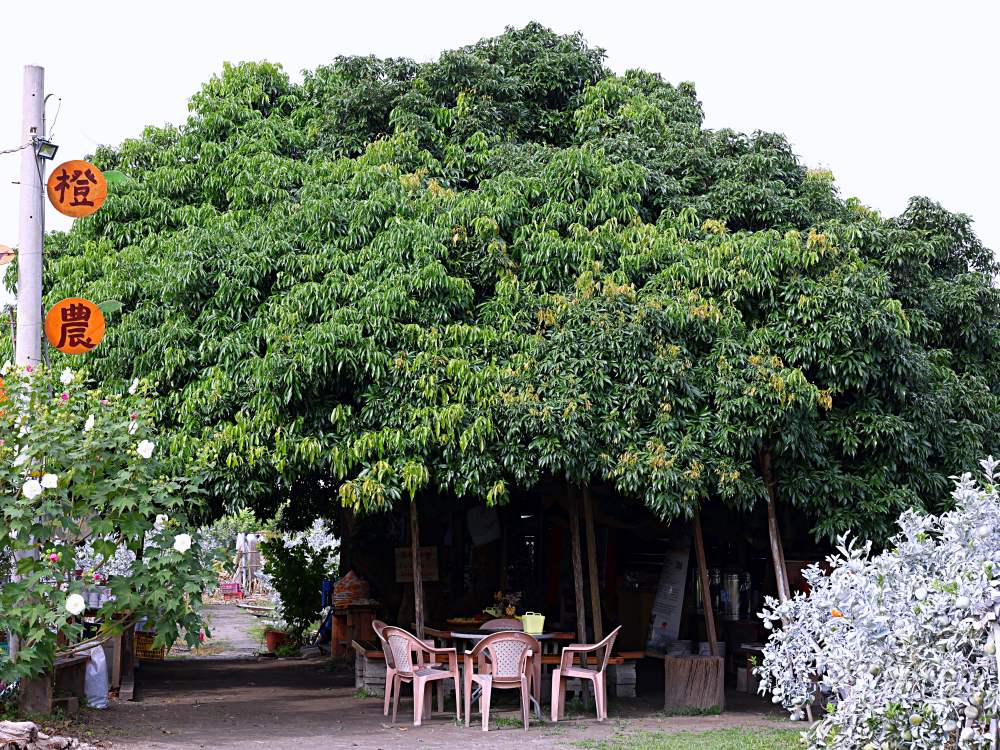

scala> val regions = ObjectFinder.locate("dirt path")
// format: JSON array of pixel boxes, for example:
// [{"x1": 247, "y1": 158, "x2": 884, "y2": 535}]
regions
[
  {"x1": 168, "y1": 604, "x2": 263, "y2": 660},
  {"x1": 80, "y1": 604, "x2": 792, "y2": 749}
]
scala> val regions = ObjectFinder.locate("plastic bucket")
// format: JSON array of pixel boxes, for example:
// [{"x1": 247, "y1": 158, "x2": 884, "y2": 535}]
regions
[{"x1": 520, "y1": 612, "x2": 545, "y2": 634}]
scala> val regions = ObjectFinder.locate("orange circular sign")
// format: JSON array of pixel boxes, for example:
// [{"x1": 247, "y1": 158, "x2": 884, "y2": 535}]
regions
[
  {"x1": 45, "y1": 298, "x2": 106, "y2": 354},
  {"x1": 47, "y1": 160, "x2": 107, "y2": 218}
]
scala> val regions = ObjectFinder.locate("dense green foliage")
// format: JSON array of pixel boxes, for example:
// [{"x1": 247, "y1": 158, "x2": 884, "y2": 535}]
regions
[
  {"x1": 260, "y1": 535, "x2": 337, "y2": 641},
  {"x1": 25, "y1": 23, "x2": 1000, "y2": 540}
]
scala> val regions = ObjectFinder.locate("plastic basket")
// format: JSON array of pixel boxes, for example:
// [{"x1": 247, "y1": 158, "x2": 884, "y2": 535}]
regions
[
  {"x1": 220, "y1": 582, "x2": 243, "y2": 600},
  {"x1": 520, "y1": 612, "x2": 545, "y2": 634},
  {"x1": 135, "y1": 631, "x2": 167, "y2": 661}
]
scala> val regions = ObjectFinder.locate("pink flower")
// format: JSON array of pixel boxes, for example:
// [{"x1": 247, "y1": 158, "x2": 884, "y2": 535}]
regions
[
  {"x1": 49, "y1": 553, "x2": 58, "y2": 562},
  {"x1": 60, "y1": 392, "x2": 69, "y2": 401},
  {"x1": 25, "y1": 365, "x2": 33, "y2": 373},
  {"x1": 100, "y1": 399, "x2": 110, "y2": 406},
  {"x1": 199, "y1": 632, "x2": 206, "y2": 643},
  {"x1": 130, "y1": 412, "x2": 138, "y2": 420}
]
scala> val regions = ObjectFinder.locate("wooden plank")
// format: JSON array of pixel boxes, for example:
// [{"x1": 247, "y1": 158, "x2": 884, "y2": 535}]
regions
[
  {"x1": 582, "y1": 484, "x2": 603, "y2": 642},
  {"x1": 410, "y1": 500, "x2": 425, "y2": 640},
  {"x1": 540, "y1": 654, "x2": 625, "y2": 666},
  {"x1": 692, "y1": 510, "x2": 719, "y2": 658},
  {"x1": 664, "y1": 655, "x2": 724, "y2": 712}
]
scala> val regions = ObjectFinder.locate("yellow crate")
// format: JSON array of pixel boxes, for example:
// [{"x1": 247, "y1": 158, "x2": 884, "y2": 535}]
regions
[{"x1": 134, "y1": 631, "x2": 167, "y2": 661}]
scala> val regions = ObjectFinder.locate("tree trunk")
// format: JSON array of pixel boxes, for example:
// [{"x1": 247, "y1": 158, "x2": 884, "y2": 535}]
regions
[
  {"x1": 410, "y1": 500, "x2": 424, "y2": 640},
  {"x1": 758, "y1": 449, "x2": 791, "y2": 602},
  {"x1": 582, "y1": 485, "x2": 603, "y2": 642},
  {"x1": 692, "y1": 510, "x2": 718, "y2": 657}
]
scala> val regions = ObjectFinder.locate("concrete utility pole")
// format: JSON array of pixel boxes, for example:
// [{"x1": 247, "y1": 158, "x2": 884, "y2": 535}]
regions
[
  {"x1": 15, "y1": 65, "x2": 45, "y2": 367},
  {"x1": 9, "y1": 65, "x2": 45, "y2": 664}
]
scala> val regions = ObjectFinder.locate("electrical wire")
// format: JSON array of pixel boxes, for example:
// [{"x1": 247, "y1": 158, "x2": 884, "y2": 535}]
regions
[
  {"x1": 0, "y1": 142, "x2": 30, "y2": 156},
  {"x1": 46, "y1": 97, "x2": 62, "y2": 140}
]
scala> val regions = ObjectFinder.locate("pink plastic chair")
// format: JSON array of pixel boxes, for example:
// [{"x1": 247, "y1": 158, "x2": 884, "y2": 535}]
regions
[
  {"x1": 464, "y1": 631, "x2": 539, "y2": 731},
  {"x1": 371, "y1": 620, "x2": 395, "y2": 717},
  {"x1": 550, "y1": 625, "x2": 622, "y2": 722},
  {"x1": 382, "y1": 626, "x2": 461, "y2": 726}
]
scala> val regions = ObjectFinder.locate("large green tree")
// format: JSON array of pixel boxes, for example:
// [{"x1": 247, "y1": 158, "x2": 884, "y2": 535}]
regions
[{"x1": 23, "y1": 24, "x2": 1000, "y2": 541}]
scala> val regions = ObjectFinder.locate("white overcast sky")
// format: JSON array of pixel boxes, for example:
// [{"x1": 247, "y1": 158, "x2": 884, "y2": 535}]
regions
[{"x1": 1, "y1": 0, "x2": 997, "y2": 300}]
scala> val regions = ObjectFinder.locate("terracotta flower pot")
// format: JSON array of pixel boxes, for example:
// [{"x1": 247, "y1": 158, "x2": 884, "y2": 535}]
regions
[{"x1": 265, "y1": 628, "x2": 289, "y2": 653}]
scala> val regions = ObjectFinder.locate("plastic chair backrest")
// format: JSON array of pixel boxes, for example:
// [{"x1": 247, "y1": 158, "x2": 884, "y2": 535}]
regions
[
  {"x1": 372, "y1": 620, "x2": 395, "y2": 669},
  {"x1": 472, "y1": 631, "x2": 539, "y2": 681},
  {"x1": 382, "y1": 626, "x2": 421, "y2": 676},
  {"x1": 594, "y1": 625, "x2": 623, "y2": 673}
]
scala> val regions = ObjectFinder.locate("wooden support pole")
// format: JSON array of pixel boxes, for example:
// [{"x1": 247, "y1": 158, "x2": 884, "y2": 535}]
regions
[
  {"x1": 582, "y1": 485, "x2": 603, "y2": 642},
  {"x1": 692, "y1": 509, "x2": 718, "y2": 658},
  {"x1": 569, "y1": 484, "x2": 590, "y2": 707},
  {"x1": 568, "y1": 486, "x2": 587, "y2": 644},
  {"x1": 759, "y1": 450, "x2": 791, "y2": 602},
  {"x1": 410, "y1": 500, "x2": 425, "y2": 640}
]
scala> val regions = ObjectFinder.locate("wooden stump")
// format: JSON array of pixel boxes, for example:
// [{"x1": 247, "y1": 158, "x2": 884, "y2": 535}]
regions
[{"x1": 664, "y1": 656, "x2": 724, "y2": 712}]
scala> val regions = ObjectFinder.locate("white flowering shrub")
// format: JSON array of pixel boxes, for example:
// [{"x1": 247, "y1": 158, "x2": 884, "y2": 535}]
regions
[
  {"x1": 0, "y1": 365, "x2": 217, "y2": 683},
  {"x1": 757, "y1": 458, "x2": 1000, "y2": 749}
]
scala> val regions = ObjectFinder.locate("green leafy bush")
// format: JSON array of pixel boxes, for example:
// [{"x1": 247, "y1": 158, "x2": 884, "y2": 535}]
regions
[{"x1": 260, "y1": 532, "x2": 337, "y2": 642}]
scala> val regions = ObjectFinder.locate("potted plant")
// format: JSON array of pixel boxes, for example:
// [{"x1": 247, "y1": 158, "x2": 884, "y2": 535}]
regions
[{"x1": 264, "y1": 625, "x2": 290, "y2": 653}]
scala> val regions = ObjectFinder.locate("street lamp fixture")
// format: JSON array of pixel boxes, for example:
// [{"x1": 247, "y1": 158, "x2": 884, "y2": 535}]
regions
[{"x1": 34, "y1": 138, "x2": 58, "y2": 160}]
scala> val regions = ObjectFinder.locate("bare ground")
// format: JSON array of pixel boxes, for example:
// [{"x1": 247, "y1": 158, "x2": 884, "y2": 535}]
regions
[{"x1": 78, "y1": 605, "x2": 791, "y2": 750}]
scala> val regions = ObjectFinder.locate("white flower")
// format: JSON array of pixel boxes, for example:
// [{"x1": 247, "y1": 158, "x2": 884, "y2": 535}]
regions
[
  {"x1": 84, "y1": 414, "x2": 95, "y2": 432},
  {"x1": 22, "y1": 479, "x2": 42, "y2": 499},
  {"x1": 40, "y1": 473, "x2": 58, "y2": 489},
  {"x1": 136, "y1": 440, "x2": 155, "y2": 459},
  {"x1": 155, "y1": 514, "x2": 168, "y2": 529},
  {"x1": 128, "y1": 378, "x2": 140, "y2": 395},
  {"x1": 128, "y1": 420, "x2": 138, "y2": 435},
  {"x1": 13, "y1": 452, "x2": 29, "y2": 467},
  {"x1": 173, "y1": 533, "x2": 192, "y2": 553},
  {"x1": 0, "y1": 361, "x2": 9, "y2": 375},
  {"x1": 60, "y1": 368, "x2": 75, "y2": 385},
  {"x1": 8, "y1": 528, "x2": 17, "y2": 539},
  {"x1": 65, "y1": 593, "x2": 86, "y2": 616}
]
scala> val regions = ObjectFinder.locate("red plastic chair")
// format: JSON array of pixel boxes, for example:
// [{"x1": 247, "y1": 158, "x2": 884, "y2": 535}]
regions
[
  {"x1": 550, "y1": 625, "x2": 622, "y2": 722},
  {"x1": 382, "y1": 626, "x2": 461, "y2": 726},
  {"x1": 463, "y1": 631, "x2": 539, "y2": 731}
]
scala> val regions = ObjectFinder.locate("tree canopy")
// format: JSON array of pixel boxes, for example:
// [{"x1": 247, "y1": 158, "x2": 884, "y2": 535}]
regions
[{"x1": 25, "y1": 23, "x2": 1000, "y2": 540}]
